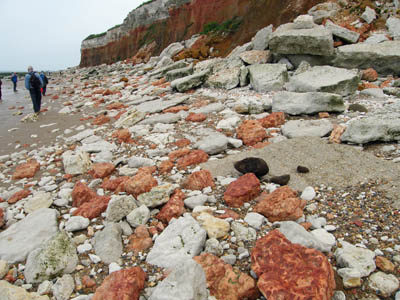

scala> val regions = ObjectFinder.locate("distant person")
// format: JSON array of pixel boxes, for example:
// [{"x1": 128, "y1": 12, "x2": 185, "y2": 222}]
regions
[
  {"x1": 40, "y1": 71, "x2": 49, "y2": 96},
  {"x1": 0, "y1": 78, "x2": 2, "y2": 100},
  {"x1": 11, "y1": 72, "x2": 18, "y2": 92},
  {"x1": 25, "y1": 66, "x2": 43, "y2": 115}
]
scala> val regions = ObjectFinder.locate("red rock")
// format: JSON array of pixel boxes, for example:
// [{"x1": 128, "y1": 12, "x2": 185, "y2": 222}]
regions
[
  {"x1": 91, "y1": 115, "x2": 110, "y2": 126},
  {"x1": 158, "y1": 160, "x2": 174, "y2": 174},
  {"x1": 124, "y1": 171, "x2": 158, "y2": 198},
  {"x1": 0, "y1": 208, "x2": 5, "y2": 228},
  {"x1": 376, "y1": 256, "x2": 395, "y2": 273},
  {"x1": 156, "y1": 189, "x2": 185, "y2": 223},
  {"x1": 92, "y1": 266, "x2": 146, "y2": 300},
  {"x1": 8, "y1": 189, "x2": 31, "y2": 204},
  {"x1": 101, "y1": 176, "x2": 129, "y2": 191},
  {"x1": 176, "y1": 150, "x2": 209, "y2": 169},
  {"x1": 258, "y1": 112, "x2": 285, "y2": 128},
  {"x1": 12, "y1": 159, "x2": 40, "y2": 180},
  {"x1": 89, "y1": 163, "x2": 115, "y2": 179},
  {"x1": 127, "y1": 225, "x2": 153, "y2": 253},
  {"x1": 252, "y1": 141, "x2": 271, "y2": 149},
  {"x1": 237, "y1": 120, "x2": 268, "y2": 146},
  {"x1": 52, "y1": 95, "x2": 59, "y2": 100},
  {"x1": 182, "y1": 170, "x2": 215, "y2": 190},
  {"x1": 72, "y1": 182, "x2": 98, "y2": 207},
  {"x1": 362, "y1": 68, "x2": 378, "y2": 82},
  {"x1": 112, "y1": 129, "x2": 133, "y2": 143},
  {"x1": 168, "y1": 148, "x2": 191, "y2": 161},
  {"x1": 223, "y1": 173, "x2": 261, "y2": 208},
  {"x1": 359, "y1": 82, "x2": 379, "y2": 90},
  {"x1": 254, "y1": 186, "x2": 306, "y2": 222},
  {"x1": 106, "y1": 102, "x2": 126, "y2": 110},
  {"x1": 194, "y1": 253, "x2": 260, "y2": 300},
  {"x1": 163, "y1": 105, "x2": 189, "y2": 113},
  {"x1": 319, "y1": 112, "x2": 330, "y2": 118},
  {"x1": 251, "y1": 230, "x2": 335, "y2": 300},
  {"x1": 114, "y1": 110, "x2": 127, "y2": 120},
  {"x1": 174, "y1": 138, "x2": 191, "y2": 148},
  {"x1": 329, "y1": 124, "x2": 346, "y2": 144},
  {"x1": 217, "y1": 208, "x2": 240, "y2": 220},
  {"x1": 73, "y1": 195, "x2": 111, "y2": 219},
  {"x1": 185, "y1": 112, "x2": 207, "y2": 122},
  {"x1": 82, "y1": 275, "x2": 97, "y2": 289},
  {"x1": 103, "y1": 89, "x2": 113, "y2": 96},
  {"x1": 137, "y1": 166, "x2": 157, "y2": 175}
]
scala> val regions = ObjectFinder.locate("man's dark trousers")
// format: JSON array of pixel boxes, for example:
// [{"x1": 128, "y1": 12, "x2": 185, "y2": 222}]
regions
[
  {"x1": 13, "y1": 82, "x2": 17, "y2": 92},
  {"x1": 29, "y1": 88, "x2": 42, "y2": 113}
]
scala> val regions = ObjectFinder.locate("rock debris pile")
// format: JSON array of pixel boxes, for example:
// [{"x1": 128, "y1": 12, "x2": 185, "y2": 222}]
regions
[{"x1": 0, "y1": 2, "x2": 400, "y2": 300}]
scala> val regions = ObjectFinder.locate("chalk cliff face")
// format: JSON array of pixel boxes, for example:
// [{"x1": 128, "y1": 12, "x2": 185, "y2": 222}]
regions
[{"x1": 80, "y1": 0, "x2": 324, "y2": 67}]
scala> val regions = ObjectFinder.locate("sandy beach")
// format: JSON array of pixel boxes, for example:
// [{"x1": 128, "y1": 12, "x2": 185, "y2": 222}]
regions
[{"x1": 0, "y1": 78, "x2": 85, "y2": 157}]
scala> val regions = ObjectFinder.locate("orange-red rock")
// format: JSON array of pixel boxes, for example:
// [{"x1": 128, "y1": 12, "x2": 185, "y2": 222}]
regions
[
  {"x1": 163, "y1": 105, "x2": 190, "y2": 113},
  {"x1": 8, "y1": 189, "x2": 31, "y2": 204},
  {"x1": 12, "y1": 159, "x2": 40, "y2": 180},
  {"x1": 223, "y1": 173, "x2": 260, "y2": 208},
  {"x1": 0, "y1": 208, "x2": 5, "y2": 228},
  {"x1": 156, "y1": 189, "x2": 185, "y2": 223},
  {"x1": 106, "y1": 102, "x2": 126, "y2": 110},
  {"x1": 101, "y1": 176, "x2": 130, "y2": 191},
  {"x1": 89, "y1": 163, "x2": 115, "y2": 179},
  {"x1": 362, "y1": 68, "x2": 378, "y2": 82},
  {"x1": 176, "y1": 150, "x2": 209, "y2": 169},
  {"x1": 182, "y1": 170, "x2": 215, "y2": 190},
  {"x1": 258, "y1": 112, "x2": 285, "y2": 128},
  {"x1": 186, "y1": 112, "x2": 207, "y2": 122},
  {"x1": 72, "y1": 182, "x2": 99, "y2": 207},
  {"x1": 194, "y1": 253, "x2": 260, "y2": 300},
  {"x1": 91, "y1": 115, "x2": 110, "y2": 126},
  {"x1": 127, "y1": 225, "x2": 153, "y2": 253},
  {"x1": 73, "y1": 195, "x2": 111, "y2": 219},
  {"x1": 175, "y1": 138, "x2": 191, "y2": 148},
  {"x1": 168, "y1": 148, "x2": 191, "y2": 161},
  {"x1": 82, "y1": 275, "x2": 97, "y2": 289},
  {"x1": 92, "y1": 266, "x2": 146, "y2": 300},
  {"x1": 329, "y1": 124, "x2": 346, "y2": 144},
  {"x1": 112, "y1": 128, "x2": 133, "y2": 144},
  {"x1": 158, "y1": 160, "x2": 174, "y2": 174},
  {"x1": 376, "y1": 256, "x2": 395, "y2": 273},
  {"x1": 251, "y1": 230, "x2": 335, "y2": 300},
  {"x1": 237, "y1": 120, "x2": 268, "y2": 146},
  {"x1": 124, "y1": 171, "x2": 158, "y2": 198},
  {"x1": 254, "y1": 186, "x2": 306, "y2": 222}
]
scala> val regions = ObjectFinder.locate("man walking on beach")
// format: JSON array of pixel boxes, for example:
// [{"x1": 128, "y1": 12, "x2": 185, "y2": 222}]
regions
[
  {"x1": 11, "y1": 72, "x2": 18, "y2": 92},
  {"x1": 25, "y1": 66, "x2": 43, "y2": 115}
]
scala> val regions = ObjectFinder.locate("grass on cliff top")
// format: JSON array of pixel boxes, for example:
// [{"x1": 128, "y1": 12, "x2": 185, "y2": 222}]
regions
[
  {"x1": 84, "y1": 24, "x2": 122, "y2": 41},
  {"x1": 201, "y1": 16, "x2": 242, "y2": 35}
]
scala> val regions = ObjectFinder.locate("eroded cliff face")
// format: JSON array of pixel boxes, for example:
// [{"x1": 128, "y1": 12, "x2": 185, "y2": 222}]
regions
[{"x1": 80, "y1": 0, "x2": 324, "y2": 67}]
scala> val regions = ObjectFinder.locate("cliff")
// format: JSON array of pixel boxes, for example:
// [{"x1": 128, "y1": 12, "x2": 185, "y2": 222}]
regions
[{"x1": 80, "y1": 0, "x2": 325, "y2": 67}]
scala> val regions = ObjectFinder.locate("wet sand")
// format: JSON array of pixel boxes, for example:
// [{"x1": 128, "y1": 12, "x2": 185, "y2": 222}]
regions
[{"x1": 0, "y1": 80, "x2": 84, "y2": 156}]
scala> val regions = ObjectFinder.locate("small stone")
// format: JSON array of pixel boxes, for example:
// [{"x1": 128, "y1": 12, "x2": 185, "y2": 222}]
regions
[
  {"x1": 297, "y1": 165, "x2": 310, "y2": 173},
  {"x1": 270, "y1": 174, "x2": 290, "y2": 185},
  {"x1": 234, "y1": 157, "x2": 269, "y2": 178},
  {"x1": 301, "y1": 186, "x2": 316, "y2": 201}
]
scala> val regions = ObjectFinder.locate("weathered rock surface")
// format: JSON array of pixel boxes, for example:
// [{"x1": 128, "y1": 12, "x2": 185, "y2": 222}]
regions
[
  {"x1": 341, "y1": 115, "x2": 400, "y2": 144},
  {"x1": 62, "y1": 151, "x2": 91, "y2": 175},
  {"x1": 24, "y1": 231, "x2": 78, "y2": 283},
  {"x1": 93, "y1": 223, "x2": 123, "y2": 264},
  {"x1": 0, "y1": 208, "x2": 58, "y2": 264},
  {"x1": 269, "y1": 23, "x2": 334, "y2": 56},
  {"x1": 282, "y1": 119, "x2": 333, "y2": 138},
  {"x1": 0, "y1": 280, "x2": 50, "y2": 300},
  {"x1": 146, "y1": 214, "x2": 206, "y2": 269},
  {"x1": 286, "y1": 66, "x2": 360, "y2": 96},
  {"x1": 248, "y1": 64, "x2": 289, "y2": 93},
  {"x1": 149, "y1": 258, "x2": 208, "y2": 300},
  {"x1": 251, "y1": 229, "x2": 335, "y2": 300},
  {"x1": 272, "y1": 91, "x2": 345, "y2": 115},
  {"x1": 333, "y1": 41, "x2": 400, "y2": 75}
]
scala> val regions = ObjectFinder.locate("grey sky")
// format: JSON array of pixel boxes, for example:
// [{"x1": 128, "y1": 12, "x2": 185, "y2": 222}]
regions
[{"x1": 0, "y1": 0, "x2": 144, "y2": 72}]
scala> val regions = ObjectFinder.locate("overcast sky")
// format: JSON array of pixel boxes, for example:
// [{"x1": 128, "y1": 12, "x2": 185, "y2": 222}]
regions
[{"x1": 0, "y1": 0, "x2": 144, "y2": 72}]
